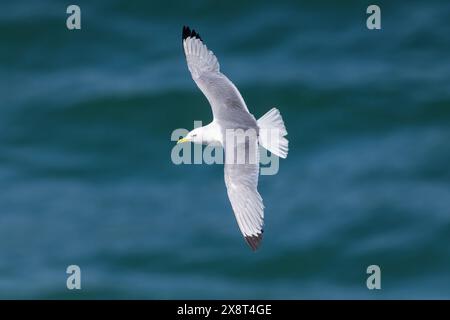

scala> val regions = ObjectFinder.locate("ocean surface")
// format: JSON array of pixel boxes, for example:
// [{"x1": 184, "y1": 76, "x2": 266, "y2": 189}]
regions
[{"x1": 1, "y1": 0, "x2": 449, "y2": 299}]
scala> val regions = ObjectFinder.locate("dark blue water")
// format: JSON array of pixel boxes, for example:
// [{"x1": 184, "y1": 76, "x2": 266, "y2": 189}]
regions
[{"x1": 1, "y1": 0, "x2": 450, "y2": 298}]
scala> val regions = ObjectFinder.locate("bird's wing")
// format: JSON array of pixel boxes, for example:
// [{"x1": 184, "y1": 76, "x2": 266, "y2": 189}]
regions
[
  {"x1": 224, "y1": 138, "x2": 264, "y2": 250},
  {"x1": 182, "y1": 26, "x2": 253, "y2": 123}
]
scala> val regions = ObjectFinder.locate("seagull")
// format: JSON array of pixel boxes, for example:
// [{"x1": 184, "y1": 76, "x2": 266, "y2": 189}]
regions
[{"x1": 177, "y1": 26, "x2": 289, "y2": 250}]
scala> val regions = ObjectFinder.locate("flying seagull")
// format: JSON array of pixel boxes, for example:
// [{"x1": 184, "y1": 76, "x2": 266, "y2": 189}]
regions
[{"x1": 178, "y1": 26, "x2": 289, "y2": 250}]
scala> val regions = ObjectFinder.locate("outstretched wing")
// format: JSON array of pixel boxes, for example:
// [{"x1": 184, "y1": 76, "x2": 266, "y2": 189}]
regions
[
  {"x1": 182, "y1": 26, "x2": 219, "y2": 78},
  {"x1": 182, "y1": 26, "x2": 254, "y2": 124},
  {"x1": 224, "y1": 138, "x2": 264, "y2": 250}
]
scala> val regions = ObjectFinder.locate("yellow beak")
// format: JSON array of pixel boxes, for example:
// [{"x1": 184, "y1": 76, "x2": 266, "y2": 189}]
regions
[{"x1": 177, "y1": 137, "x2": 190, "y2": 144}]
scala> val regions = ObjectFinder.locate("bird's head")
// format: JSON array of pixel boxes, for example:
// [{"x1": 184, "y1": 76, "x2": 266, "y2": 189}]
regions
[{"x1": 177, "y1": 127, "x2": 204, "y2": 145}]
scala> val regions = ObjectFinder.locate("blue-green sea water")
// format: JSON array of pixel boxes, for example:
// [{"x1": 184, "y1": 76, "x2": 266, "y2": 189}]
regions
[{"x1": 1, "y1": 0, "x2": 449, "y2": 299}]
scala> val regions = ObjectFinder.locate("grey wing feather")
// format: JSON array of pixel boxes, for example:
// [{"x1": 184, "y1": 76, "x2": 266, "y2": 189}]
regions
[
  {"x1": 224, "y1": 138, "x2": 264, "y2": 250},
  {"x1": 182, "y1": 26, "x2": 254, "y2": 124}
]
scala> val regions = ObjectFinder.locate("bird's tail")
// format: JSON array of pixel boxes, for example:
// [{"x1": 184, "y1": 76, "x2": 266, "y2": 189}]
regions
[{"x1": 257, "y1": 108, "x2": 289, "y2": 159}]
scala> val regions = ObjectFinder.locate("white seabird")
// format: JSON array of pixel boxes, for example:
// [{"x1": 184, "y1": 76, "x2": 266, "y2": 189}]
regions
[{"x1": 178, "y1": 26, "x2": 289, "y2": 250}]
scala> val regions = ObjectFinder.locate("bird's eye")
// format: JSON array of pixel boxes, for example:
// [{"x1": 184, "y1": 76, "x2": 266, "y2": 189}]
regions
[{"x1": 192, "y1": 134, "x2": 197, "y2": 137}]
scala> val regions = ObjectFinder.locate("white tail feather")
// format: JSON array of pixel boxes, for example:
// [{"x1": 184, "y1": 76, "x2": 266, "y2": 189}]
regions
[{"x1": 257, "y1": 108, "x2": 289, "y2": 159}]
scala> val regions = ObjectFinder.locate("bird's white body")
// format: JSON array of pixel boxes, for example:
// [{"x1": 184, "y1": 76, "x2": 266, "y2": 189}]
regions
[
  {"x1": 184, "y1": 120, "x2": 223, "y2": 146},
  {"x1": 180, "y1": 26, "x2": 288, "y2": 250}
]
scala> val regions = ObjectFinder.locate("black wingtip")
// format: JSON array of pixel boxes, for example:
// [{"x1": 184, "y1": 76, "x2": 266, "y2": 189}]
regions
[
  {"x1": 182, "y1": 25, "x2": 190, "y2": 41},
  {"x1": 245, "y1": 232, "x2": 263, "y2": 251},
  {"x1": 182, "y1": 25, "x2": 202, "y2": 41}
]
